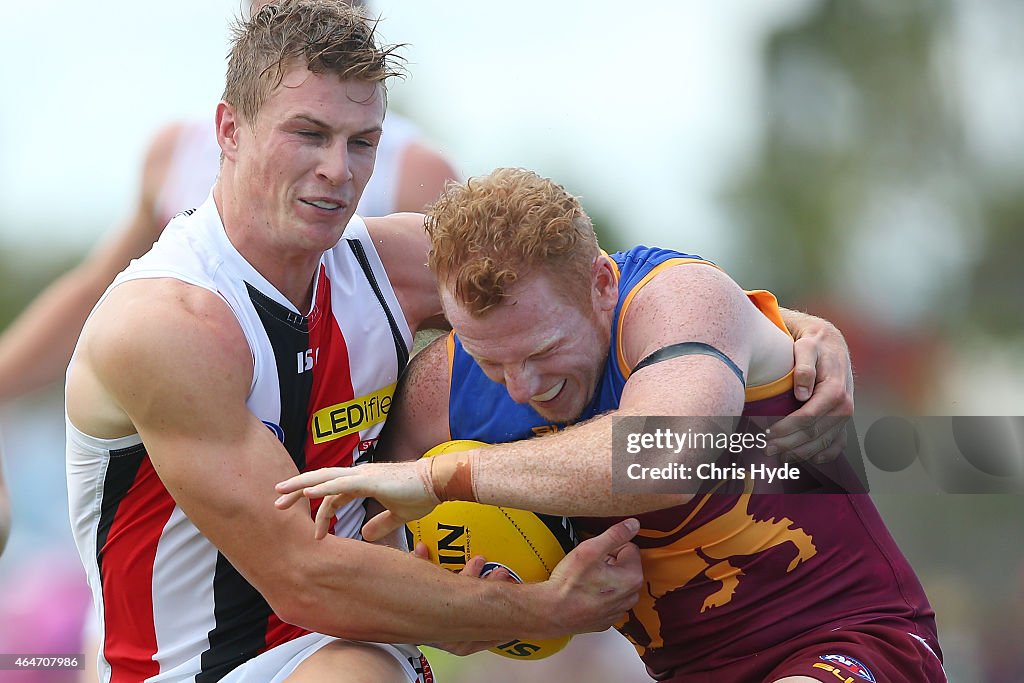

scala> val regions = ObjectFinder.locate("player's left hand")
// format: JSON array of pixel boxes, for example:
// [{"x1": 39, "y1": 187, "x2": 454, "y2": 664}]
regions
[
  {"x1": 768, "y1": 316, "x2": 854, "y2": 464},
  {"x1": 275, "y1": 461, "x2": 438, "y2": 540}
]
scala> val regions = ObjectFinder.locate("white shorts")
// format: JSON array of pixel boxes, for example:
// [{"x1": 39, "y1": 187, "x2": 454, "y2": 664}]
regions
[{"x1": 220, "y1": 633, "x2": 431, "y2": 682}]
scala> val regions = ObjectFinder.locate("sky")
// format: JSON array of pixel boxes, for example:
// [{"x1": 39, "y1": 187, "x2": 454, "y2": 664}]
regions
[{"x1": 0, "y1": 0, "x2": 816, "y2": 259}]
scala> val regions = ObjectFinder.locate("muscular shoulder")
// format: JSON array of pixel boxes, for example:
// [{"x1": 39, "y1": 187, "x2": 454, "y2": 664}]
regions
[
  {"x1": 71, "y1": 279, "x2": 252, "y2": 437},
  {"x1": 621, "y1": 265, "x2": 748, "y2": 358},
  {"x1": 619, "y1": 263, "x2": 794, "y2": 389},
  {"x1": 394, "y1": 142, "x2": 460, "y2": 213},
  {"x1": 93, "y1": 279, "x2": 247, "y2": 376},
  {"x1": 400, "y1": 334, "x2": 451, "y2": 420}
]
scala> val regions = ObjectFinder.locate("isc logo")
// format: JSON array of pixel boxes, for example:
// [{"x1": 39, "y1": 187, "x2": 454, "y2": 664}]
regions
[{"x1": 296, "y1": 347, "x2": 319, "y2": 373}]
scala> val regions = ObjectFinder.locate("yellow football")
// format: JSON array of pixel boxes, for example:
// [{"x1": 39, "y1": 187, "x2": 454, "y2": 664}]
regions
[{"x1": 407, "y1": 440, "x2": 578, "y2": 660}]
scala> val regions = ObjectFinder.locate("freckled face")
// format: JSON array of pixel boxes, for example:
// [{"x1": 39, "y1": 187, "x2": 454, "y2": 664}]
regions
[{"x1": 443, "y1": 271, "x2": 613, "y2": 423}]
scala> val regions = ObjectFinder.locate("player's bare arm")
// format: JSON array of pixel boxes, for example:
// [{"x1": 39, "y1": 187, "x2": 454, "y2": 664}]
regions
[
  {"x1": 0, "y1": 122, "x2": 181, "y2": 402},
  {"x1": 358, "y1": 337, "x2": 451, "y2": 553},
  {"x1": 376, "y1": 334, "x2": 452, "y2": 462},
  {"x1": 355, "y1": 334, "x2": 451, "y2": 551},
  {"x1": 0, "y1": 458, "x2": 10, "y2": 557},
  {"x1": 365, "y1": 307, "x2": 853, "y2": 465},
  {"x1": 278, "y1": 261, "x2": 795, "y2": 538},
  {"x1": 69, "y1": 278, "x2": 638, "y2": 643},
  {"x1": 371, "y1": 307, "x2": 849, "y2": 467},
  {"x1": 394, "y1": 141, "x2": 460, "y2": 214}
]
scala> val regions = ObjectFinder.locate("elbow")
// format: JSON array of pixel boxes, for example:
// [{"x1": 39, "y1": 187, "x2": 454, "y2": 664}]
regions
[
  {"x1": 272, "y1": 592, "x2": 380, "y2": 641},
  {"x1": 266, "y1": 580, "x2": 358, "y2": 637},
  {"x1": 270, "y1": 591, "x2": 343, "y2": 635},
  {"x1": 259, "y1": 567, "x2": 315, "y2": 629},
  {"x1": 259, "y1": 555, "x2": 376, "y2": 640}
]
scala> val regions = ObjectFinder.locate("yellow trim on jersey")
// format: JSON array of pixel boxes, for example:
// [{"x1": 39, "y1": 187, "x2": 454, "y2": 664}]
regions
[
  {"x1": 744, "y1": 289, "x2": 790, "y2": 336},
  {"x1": 745, "y1": 369, "x2": 795, "y2": 402},
  {"x1": 742, "y1": 288, "x2": 794, "y2": 401},
  {"x1": 615, "y1": 265, "x2": 794, "y2": 401},
  {"x1": 445, "y1": 331, "x2": 456, "y2": 441},
  {"x1": 446, "y1": 330, "x2": 456, "y2": 374},
  {"x1": 616, "y1": 259, "x2": 721, "y2": 379}
]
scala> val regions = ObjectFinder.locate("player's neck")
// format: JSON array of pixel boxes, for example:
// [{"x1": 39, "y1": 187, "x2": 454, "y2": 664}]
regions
[{"x1": 213, "y1": 182, "x2": 320, "y2": 313}]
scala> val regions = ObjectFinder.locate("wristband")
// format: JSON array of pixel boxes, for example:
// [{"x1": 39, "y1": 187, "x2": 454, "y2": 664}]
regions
[{"x1": 428, "y1": 451, "x2": 478, "y2": 503}]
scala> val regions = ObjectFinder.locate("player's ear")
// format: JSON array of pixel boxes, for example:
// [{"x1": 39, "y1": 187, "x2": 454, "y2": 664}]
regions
[
  {"x1": 592, "y1": 256, "x2": 617, "y2": 312},
  {"x1": 215, "y1": 101, "x2": 242, "y2": 162}
]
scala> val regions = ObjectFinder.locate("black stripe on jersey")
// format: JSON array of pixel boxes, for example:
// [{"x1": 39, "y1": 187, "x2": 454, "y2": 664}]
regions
[
  {"x1": 196, "y1": 555, "x2": 275, "y2": 683},
  {"x1": 245, "y1": 282, "x2": 313, "y2": 470},
  {"x1": 193, "y1": 283, "x2": 316, "y2": 680},
  {"x1": 346, "y1": 238, "x2": 409, "y2": 374},
  {"x1": 95, "y1": 443, "x2": 148, "y2": 582}
]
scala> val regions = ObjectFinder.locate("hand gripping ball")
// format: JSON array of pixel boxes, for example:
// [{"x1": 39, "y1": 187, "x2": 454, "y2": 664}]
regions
[{"x1": 407, "y1": 440, "x2": 578, "y2": 659}]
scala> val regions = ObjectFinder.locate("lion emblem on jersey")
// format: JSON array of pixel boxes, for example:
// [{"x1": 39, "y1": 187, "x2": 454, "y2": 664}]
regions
[{"x1": 619, "y1": 479, "x2": 817, "y2": 653}]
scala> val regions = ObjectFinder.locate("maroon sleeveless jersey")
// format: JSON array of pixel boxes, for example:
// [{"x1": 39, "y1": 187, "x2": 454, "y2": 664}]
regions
[{"x1": 576, "y1": 391, "x2": 940, "y2": 678}]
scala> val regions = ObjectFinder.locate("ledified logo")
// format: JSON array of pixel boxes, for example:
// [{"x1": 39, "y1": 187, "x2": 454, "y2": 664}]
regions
[{"x1": 310, "y1": 384, "x2": 396, "y2": 444}]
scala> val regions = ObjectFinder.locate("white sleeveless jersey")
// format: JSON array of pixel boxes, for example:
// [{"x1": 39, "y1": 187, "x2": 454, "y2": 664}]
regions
[
  {"x1": 154, "y1": 112, "x2": 421, "y2": 226},
  {"x1": 66, "y1": 198, "x2": 412, "y2": 682}
]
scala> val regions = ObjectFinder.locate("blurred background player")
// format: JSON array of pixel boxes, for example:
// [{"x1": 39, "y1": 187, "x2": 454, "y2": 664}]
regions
[
  {"x1": 0, "y1": 0, "x2": 458, "y2": 406},
  {"x1": 0, "y1": 446, "x2": 10, "y2": 557}
]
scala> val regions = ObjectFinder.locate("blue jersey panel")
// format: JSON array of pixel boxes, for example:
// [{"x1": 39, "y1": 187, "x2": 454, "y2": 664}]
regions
[{"x1": 448, "y1": 245, "x2": 706, "y2": 440}]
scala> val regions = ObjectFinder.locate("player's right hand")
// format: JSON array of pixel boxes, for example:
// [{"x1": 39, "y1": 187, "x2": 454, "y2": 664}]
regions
[{"x1": 544, "y1": 517, "x2": 643, "y2": 634}]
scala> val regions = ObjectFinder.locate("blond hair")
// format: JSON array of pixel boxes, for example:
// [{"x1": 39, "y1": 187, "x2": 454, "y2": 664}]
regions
[
  {"x1": 224, "y1": 0, "x2": 404, "y2": 123},
  {"x1": 426, "y1": 168, "x2": 599, "y2": 316}
]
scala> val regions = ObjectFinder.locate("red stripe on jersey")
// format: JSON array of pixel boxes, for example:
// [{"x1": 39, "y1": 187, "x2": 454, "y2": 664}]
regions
[
  {"x1": 263, "y1": 614, "x2": 310, "y2": 653},
  {"x1": 100, "y1": 456, "x2": 177, "y2": 682},
  {"x1": 305, "y1": 269, "x2": 360, "y2": 530}
]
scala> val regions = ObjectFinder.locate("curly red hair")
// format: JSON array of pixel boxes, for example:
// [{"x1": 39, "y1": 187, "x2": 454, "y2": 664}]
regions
[{"x1": 426, "y1": 168, "x2": 599, "y2": 316}]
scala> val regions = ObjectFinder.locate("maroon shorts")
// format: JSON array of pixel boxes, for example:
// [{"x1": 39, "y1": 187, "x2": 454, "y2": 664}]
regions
[{"x1": 658, "y1": 623, "x2": 945, "y2": 683}]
